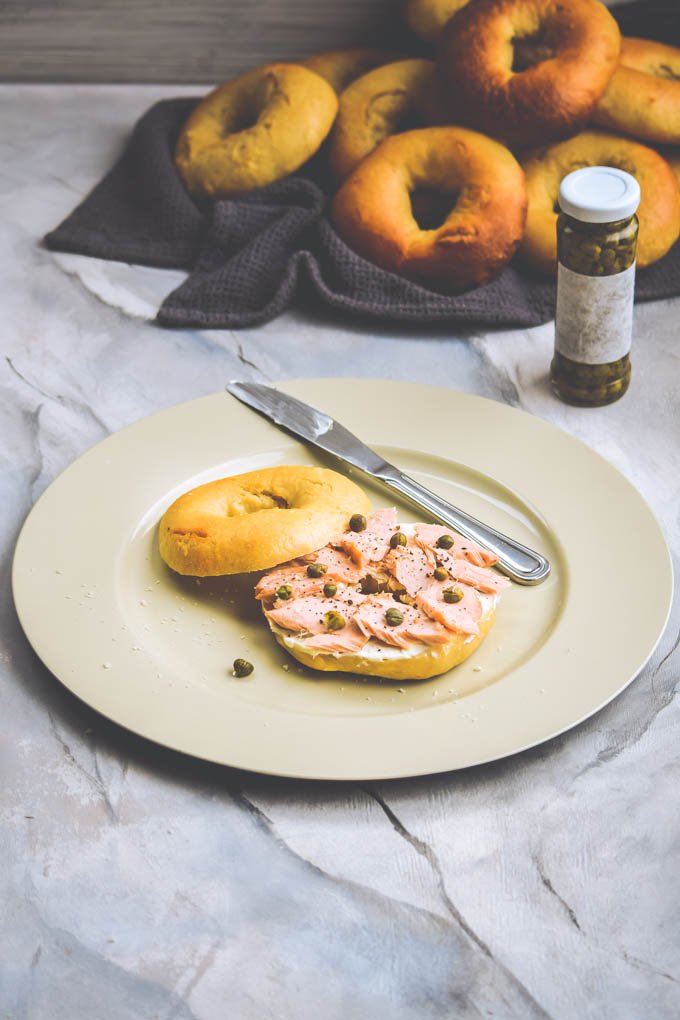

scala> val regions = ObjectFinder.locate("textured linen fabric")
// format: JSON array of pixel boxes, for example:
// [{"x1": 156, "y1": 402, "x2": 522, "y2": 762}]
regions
[{"x1": 44, "y1": 1, "x2": 680, "y2": 330}]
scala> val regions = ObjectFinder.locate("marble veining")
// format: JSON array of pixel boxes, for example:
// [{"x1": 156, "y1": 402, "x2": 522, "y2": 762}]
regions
[{"x1": 1, "y1": 85, "x2": 679, "y2": 1020}]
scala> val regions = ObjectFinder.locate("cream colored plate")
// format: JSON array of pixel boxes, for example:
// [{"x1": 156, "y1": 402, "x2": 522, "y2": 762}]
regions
[{"x1": 12, "y1": 380, "x2": 673, "y2": 780}]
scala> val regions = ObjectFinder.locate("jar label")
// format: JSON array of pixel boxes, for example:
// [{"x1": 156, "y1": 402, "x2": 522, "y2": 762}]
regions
[{"x1": 555, "y1": 262, "x2": 636, "y2": 364}]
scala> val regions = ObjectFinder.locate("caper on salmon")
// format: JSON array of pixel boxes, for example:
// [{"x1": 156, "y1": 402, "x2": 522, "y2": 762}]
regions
[
  {"x1": 323, "y1": 581, "x2": 338, "y2": 598},
  {"x1": 349, "y1": 513, "x2": 367, "y2": 532},
  {"x1": 389, "y1": 531, "x2": 407, "y2": 549},
  {"x1": 443, "y1": 586, "x2": 464, "y2": 604},
  {"x1": 324, "y1": 610, "x2": 346, "y2": 631},
  {"x1": 276, "y1": 584, "x2": 293, "y2": 600},
  {"x1": 360, "y1": 574, "x2": 381, "y2": 594},
  {"x1": 232, "y1": 658, "x2": 254, "y2": 677},
  {"x1": 436, "y1": 534, "x2": 454, "y2": 549},
  {"x1": 433, "y1": 566, "x2": 448, "y2": 581},
  {"x1": 385, "y1": 607, "x2": 404, "y2": 627},
  {"x1": 307, "y1": 562, "x2": 328, "y2": 578}
]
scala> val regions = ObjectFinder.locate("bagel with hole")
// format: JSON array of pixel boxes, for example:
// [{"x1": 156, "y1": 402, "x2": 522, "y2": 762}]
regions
[
  {"x1": 328, "y1": 59, "x2": 444, "y2": 179},
  {"x1": 437, "y1": 0, "x2": 621, "y2": 148},
  {"x1": 404, "y1": 0, "x2": 471, "y2": 44},
  {"x1": 256, "y1": 510, "x2": 511, "y2": 681},
  {"x1": 520, "y1": 130, "x2": 680, "y2": 275},
  {"x1": 593, "y1": 39, "x2": 680, "y2": 146},
  {"x1": 159, "y1": 466, "x2": 371, "y2": 576},
  {"x1": 301, "y1": 48, "x2": 400, "y2": 95},
  {"x1": 175, "y1": 63, "x2": 337, "y2": 198},
  {"x1": 331, "y1": 126, "x2": 527, "y2": 292}
]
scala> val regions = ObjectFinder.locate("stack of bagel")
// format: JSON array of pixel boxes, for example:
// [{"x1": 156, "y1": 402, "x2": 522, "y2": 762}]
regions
[{"x1": 174, "y1": 0, "x2": 680, "y2": 294}]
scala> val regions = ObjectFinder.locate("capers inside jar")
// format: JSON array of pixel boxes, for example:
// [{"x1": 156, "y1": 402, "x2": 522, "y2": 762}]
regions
[
  {"x1": 552, "y1": 166, "x2": 640, "y2": 409},
  {"x1": 557, "y1": 213, "x2": 638, "y2": 278}
]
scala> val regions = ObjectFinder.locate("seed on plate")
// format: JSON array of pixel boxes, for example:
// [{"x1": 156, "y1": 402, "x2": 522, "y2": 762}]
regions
[{"x1": 232, "y1": 658, "x2": 254, "y2": 678}]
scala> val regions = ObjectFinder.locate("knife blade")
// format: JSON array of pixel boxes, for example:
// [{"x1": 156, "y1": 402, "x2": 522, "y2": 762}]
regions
[{"x1": 226, "y1": 381, "x2": 550, "y2": 585}]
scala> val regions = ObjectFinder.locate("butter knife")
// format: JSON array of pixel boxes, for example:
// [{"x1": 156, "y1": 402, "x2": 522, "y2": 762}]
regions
[{"x1": 226, "y1": 381, "x2": 550, "y2": 585}]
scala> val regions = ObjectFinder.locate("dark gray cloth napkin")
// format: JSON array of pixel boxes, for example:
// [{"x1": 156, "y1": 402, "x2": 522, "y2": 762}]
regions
[{"x1": 44, "y1": 7, "x2": 680, "y2": 329}]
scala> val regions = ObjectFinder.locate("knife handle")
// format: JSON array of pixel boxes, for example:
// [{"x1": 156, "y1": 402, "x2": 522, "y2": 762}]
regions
[{"x1": 378, "y1": 470, "x2": 550, "y2": 586}]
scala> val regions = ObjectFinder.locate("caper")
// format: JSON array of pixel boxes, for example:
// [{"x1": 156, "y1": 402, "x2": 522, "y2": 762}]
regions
[
  {"x1": 276, "y1": 584, "x2": 293, "y2": 600},
  {"x1": 324, "y1": 610, "x2": 346, "y2": 631},
  {"x1": 323, "y1": 581, "x2": 338, "y2": 598},
  {"x1": 433, "y1": 566, "x2": 448, "y2": 581},
  {"x1": 385, "y1": 608, "x2": 403, "y2": 627},
  {"x1": 436, "y1": 534, "x2": 454, "y2": 549},
  {"x1": 232, "y1": 658, "x2": 254, "y2": 677},
  {"x1": 349, "y1": 514, "x2": 367, "y2": 532},
  {"x1": 389, "y1": 531, "x2": 407, "y2": 549},
  {"x1": 360, "y1": 574, "x2": 381, "y2": 594},
  {"x1": 307, "y1": 562, "x2": 328, "y2": 578},
  {"x1": 443, "y1": 586, "x2": 464, "y2": 604}
]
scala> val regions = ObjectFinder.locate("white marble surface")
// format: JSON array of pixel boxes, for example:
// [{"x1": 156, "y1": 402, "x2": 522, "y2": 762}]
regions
[{"x1": 2, "y1": 85, "x2": 680, "y2": 1020}]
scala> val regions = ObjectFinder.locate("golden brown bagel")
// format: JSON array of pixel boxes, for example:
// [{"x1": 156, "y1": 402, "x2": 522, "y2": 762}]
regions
[
  {"x1": 665, "y1": 149, "x2": 680, "y2": 190},
  {"x1": 331, "y1": 126, "x2": 527, "y2": 292},
  {"x1": 328, "y1": 59, "x2": 443, "y2": 179},
  {"x1": 175, "y1": 64, "x2": 337, "y2": 198},
  {"x1": 437, "y1": 0, "x2": 621, "y2": 148},
  {"x1": 593, "y1": 39, "x2": 680, "y2": 146},
  {"x1": 301, "y1": 48, "x2": 400, "y2": 94},
  {"x1": 520, "y1": 131, "x2": 680, "y2": 275},
  {"x1": 159, "y1": 467, "x2": 371, "y2": 576},
  {"x1": 404, "y1": 0, "x2": 471, "y2": 44},
  {"x1": 269, "y1": 607, "x2": 496, "y2": 680}
]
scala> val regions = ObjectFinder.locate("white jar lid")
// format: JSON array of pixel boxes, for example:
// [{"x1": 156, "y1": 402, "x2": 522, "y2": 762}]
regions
[{"x1": 558, "y1": 166, "x2": 641, "y2": 223}]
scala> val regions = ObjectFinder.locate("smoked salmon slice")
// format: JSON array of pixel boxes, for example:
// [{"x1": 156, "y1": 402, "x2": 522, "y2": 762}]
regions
[
  {"x1": 299, "y1": 545, "x2": 364, "y2": 583},
  {"x1": 304, "y1": 623, "x2": 370, "y2": 653},
  {"x1": 435, "y1": 548, "x2": 511, "y2": 594},
  {"x1": 338, "y1": 508, "x2": 398, "y2": 568},
  {"x1": 354, "y1": 595, "x2": 452, "y2": 648},
  {"x1": 384, "y1": 541, "x2": 435, "y2": 597},
  {"x1": 414, "y1": 524, "x2": 498, "y2": 568},
  {"x1": 415, "y1": 580, "x2": 482, "y2": 636},
  {"x1": 266, "y1": 595, "x2": 360, "y2": 635}
]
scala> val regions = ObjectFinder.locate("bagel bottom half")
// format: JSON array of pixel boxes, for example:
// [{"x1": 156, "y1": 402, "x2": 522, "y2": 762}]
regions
[{"x1": 268, "y1": 608, "x2": 496, "y2": 681}]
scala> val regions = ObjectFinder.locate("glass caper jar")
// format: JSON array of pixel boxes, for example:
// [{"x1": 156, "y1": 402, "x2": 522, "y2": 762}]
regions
[{"x1": 551, "y1": 167, "x2": 641, "y2": 407}]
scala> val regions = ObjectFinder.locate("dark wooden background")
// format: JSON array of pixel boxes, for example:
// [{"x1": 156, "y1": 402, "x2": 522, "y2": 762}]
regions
[
  {"x1": 1, "y1": 0, "x2": 405, "y2": 83},
  {"x1": 0, "y1": 0, "x2": 649, "y2": 84}
]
